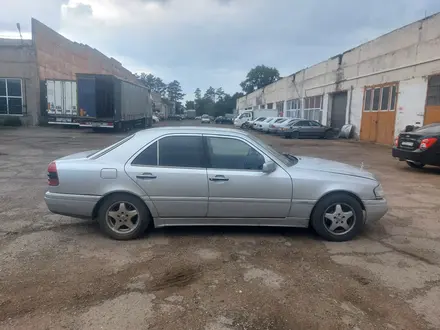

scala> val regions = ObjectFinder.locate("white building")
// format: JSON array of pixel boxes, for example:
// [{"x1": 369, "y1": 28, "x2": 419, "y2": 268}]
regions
[{"x1": 236, "y1": 13, "x2": 440, "y2": 145}]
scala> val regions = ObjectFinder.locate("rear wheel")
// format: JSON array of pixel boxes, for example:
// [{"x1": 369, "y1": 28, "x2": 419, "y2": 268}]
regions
[
  {"x1": 406, "y1": 161, "x2": 425, "y2": 169},
  {"x1": 97, "y1": 193, "x2": 151, "y2": 240},
  {"x1": 311, "y1": 193, "x2": 364, "y2": 242}
]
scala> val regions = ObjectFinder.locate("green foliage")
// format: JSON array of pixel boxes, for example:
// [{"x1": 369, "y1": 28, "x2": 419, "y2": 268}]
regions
[
  {"x1": 136, "y1": 73, "x2": 167, "y2": 97},
  {"x1": 240, "y1": 65, "x2": 280, "y2": 94},
  {"x1": 194, "y1": 88, "x2": 202, "y2": 100},
  {"x1": 167, "y1": 80, "x2": 185, "y2": 103},
  {"x1": 191, "y1": 87, "x2": 243, "y2": 117},
  {"x1": 185, "y1": 100, "x2": 195, "y2": 109}
]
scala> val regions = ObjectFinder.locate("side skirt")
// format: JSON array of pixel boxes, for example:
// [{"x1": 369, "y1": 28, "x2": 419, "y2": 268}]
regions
[{"x1": 153, "y1": 217, "x2": 309, "y2": 228}]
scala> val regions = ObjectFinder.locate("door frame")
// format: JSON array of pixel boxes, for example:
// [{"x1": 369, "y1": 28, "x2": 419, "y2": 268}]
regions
[{"x1": 329, "y1": 90, "x2": 349, "y2": 128}]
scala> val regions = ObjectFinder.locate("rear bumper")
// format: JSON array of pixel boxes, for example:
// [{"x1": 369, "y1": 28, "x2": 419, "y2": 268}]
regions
[
  {"x1": 44, "y1": 191, "x2": 101, "y2": 218},
  {"x1": 364, "y1": 199, "x2": 388, "y2": 223},
  {"x1": 392, "y1": 147, "x2": 439, "y2": 165}
]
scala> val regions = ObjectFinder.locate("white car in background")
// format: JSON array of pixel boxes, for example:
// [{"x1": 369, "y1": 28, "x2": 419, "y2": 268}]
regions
[
  {"x1": 152, "y1": 115, "x2": 160, "y2": 123},
  {"x1": 255, "y1": 117, "x2": 277, "y2": 132},
  {"x1": 247, "y1": 116, "x2": 267, "y2": 129},
  {"x1": 201, "y1": 114, "x2": 211, "y2": 124},
  {"x1": 267, "y1": 118, "x2": 290, "y2": 134}
]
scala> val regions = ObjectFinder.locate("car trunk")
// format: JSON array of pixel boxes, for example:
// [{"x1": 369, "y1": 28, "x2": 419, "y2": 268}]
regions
[{"x1": 398, "y1": 132, "x2": 422, "y2": 151}]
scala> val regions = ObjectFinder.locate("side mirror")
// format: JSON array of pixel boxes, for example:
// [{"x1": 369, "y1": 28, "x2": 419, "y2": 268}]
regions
[{"x1": 262, "y1": 161, "x2": 276, "y2": 173}]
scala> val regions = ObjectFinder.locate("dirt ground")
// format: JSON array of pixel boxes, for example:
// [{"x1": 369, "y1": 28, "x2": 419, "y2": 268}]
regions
[{"x1": 0, "y1": 122, "x2": 439, "y2": 330}]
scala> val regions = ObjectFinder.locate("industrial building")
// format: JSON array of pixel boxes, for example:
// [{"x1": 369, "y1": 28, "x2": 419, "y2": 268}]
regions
[
  {"x1": 236, "y1": 13, "x2": 440, "y2": 145},
  {"x1": 0, "y1": 19, "x2": 168, "y2": 126}
]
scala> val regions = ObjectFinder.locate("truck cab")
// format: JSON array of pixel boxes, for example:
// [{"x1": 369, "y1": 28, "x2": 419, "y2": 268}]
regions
[{"x1": 234, "y1": 111, "x2": 253, "y2": 128}]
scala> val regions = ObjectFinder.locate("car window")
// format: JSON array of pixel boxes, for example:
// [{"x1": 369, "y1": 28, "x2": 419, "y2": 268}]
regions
[
  {"x1": 257, "y1": 117, "x2": 266, "y2": 121},
  {"x1": 159, "y1": 136, "x2": 204, "y2": 168},
  {"x1": 265, "y1": 118, "x2": 274, "y2": 122},
  {"x1": 414, "y1": 123, "x2": 440, "y2": 135},
  {"x1": 296, "y1": 121, "x2": 309, "y2": 126},
  {"x1": 207, "y1": 137, "x2": 265, "y2": 170},
  {"x1": 287, "y1": 119, "x2": 298, "y2": 125},
  {"x1": 132, "y1": 141, "x2": 158, "y2": 165},
  {"x1": 275, "y1": 118, "x2": 287, "y2": 123},
  {"x1": 309, "y1": 121, "x2": 321, "y2": 127}
]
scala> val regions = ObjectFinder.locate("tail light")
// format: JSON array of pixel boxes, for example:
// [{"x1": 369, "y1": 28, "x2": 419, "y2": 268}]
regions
[
  {"x1": 419, "y1": 137, "x2": 437, "y2": 150},
  {"x1": 394, "y1": 136, "x2": 399, "y2": 147},
  {"x1": 47, "y1": 161, "x2": 59, "y2": 186}
]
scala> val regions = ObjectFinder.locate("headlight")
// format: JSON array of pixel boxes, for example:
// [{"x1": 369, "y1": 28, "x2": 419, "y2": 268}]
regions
[{"x1": 374, "y1": 184, "x2": 385, "y2": 199}]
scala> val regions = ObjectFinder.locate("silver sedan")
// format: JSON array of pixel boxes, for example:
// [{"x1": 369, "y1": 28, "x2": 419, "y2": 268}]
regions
[{"x1": 44, "y1": 127, "x2": 387, "y2": 241}]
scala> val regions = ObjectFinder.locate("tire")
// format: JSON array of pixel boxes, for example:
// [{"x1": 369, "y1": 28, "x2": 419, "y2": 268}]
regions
[
  {"x1": 97, "y1": 193, "x2": 151, "y2": 240},
  {"x1": 406, "y1": 161, "x2": 425, "y2": 169},
  {"x1": 311, "y1": 193, "x2": 364, "y2": 242},
  {"x1": 324, "y1": 130, "x2": 334, "y2": 139}
]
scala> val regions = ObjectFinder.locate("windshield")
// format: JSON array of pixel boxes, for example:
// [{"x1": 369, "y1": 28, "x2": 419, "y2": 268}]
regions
[
  {"x1": 202, "y1": 114, "x2": 209, "y2": 118},
  {"x1": 247, "y1": 134, "x2": 296, "y2": 167},
  {"x1": 275, "y1": 118, "x2": 287, "y2": 123},
  {"x1": 414, "y1": 123, "x2": 440, "y2": 135}
]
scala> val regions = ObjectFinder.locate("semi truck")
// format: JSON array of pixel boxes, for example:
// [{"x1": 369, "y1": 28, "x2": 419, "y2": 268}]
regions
[
  {"x1": 43, "y1": 80, "x2": 79, "y2": 126},
  {"x1": 75, "y1": 74, "x2": 153, "y2": 130}
]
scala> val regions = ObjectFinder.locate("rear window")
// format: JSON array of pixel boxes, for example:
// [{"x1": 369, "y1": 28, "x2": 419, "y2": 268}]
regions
[
  {"x1": 89, "y1": 134, "x2": 134, "y2": 159},
  {"x1": 414, "y1": 124, "x2": 440, "y2": 135}
]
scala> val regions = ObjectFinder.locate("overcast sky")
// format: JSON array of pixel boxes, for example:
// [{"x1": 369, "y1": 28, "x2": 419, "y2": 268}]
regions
[{"x1": 1, "y1": 0, "x2": 440, "y2": 100}]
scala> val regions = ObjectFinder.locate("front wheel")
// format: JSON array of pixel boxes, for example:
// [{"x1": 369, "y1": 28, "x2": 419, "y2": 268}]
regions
[
  {"x1": 97, "y1": 193, "x2": 151, "y2": 240},
  {"x1": 311, "y1": 193, "x2": 364, "y2": 242},
  {"x1": 406, "y1": 161, "x2": 425, "y2": 169}
]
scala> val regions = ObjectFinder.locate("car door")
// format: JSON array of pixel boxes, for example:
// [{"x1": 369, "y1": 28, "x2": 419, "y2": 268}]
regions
[
  {"x1": 308, "y1": 120, "x2": 326, "y2": 137},
  {"x1": 204, "y1": 135, "x2": 292, "y2": 222},
  {"x1": 124, "y1": 134, "x2": 209, "y2": 219}
]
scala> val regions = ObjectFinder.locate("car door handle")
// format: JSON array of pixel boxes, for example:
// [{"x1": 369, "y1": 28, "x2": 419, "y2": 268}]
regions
[
  {"x1": 136, "y1": 173, "x2": 157, "y2": 180},
  {"x1": 209, "y1": 175, "x2": 229, "y2": 182}
]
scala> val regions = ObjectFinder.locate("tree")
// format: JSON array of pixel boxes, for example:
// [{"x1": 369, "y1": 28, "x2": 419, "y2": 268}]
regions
[
  {"x1": 167, "y1": 80, "x2": 185, "y2": 103},
  {"x1": 194, "y1": 88, "x2": 202, "y2": 100},
  {"x1": 215, "y1": 87, "x2": 226, "y2": 102},
  {"x1": 204, "y1": 86, "x2": 216, "y2": 102},
  {"x1": 185, "y1": 100, "x2": 195, "y2": 109},
  {"x1": 136, "y1": 73, "x2": 167, "y2": 97},
  {"x1": 240, "y1": 65, "x2": 280, "y2": 94}
]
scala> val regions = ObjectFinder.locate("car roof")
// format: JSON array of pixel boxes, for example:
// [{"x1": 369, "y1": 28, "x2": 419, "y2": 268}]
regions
[{"x1": 134, "y1": 126, "x2": 250, "y2": 138}]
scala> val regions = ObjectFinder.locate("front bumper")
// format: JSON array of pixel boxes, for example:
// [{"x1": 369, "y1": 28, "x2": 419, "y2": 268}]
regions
[
  {"x1": 44, "y1": 191, "x2": 100, "y2": 218},
  {"x1": 364, "y1": 199, "x2": 388, "y2": 223}
]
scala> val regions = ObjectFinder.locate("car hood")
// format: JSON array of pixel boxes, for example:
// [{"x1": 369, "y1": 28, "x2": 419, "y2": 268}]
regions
[
  {"x1": 58, "y1": 150, "x2": 99, "y2": 161},
  {"x1": 293, "y1": 156, "x2": 376, "y2": 180}
]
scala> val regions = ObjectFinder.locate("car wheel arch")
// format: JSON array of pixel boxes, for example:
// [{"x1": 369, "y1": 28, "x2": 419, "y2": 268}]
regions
[
  {"x1": 309, "y1": 190, "x2": 366, "y2": 223},
  {"x1": 92, "y1": 191, "x2": 155, "y2": 221}
]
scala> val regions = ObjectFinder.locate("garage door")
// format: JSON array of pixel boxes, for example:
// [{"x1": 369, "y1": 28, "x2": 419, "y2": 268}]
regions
[
  {"x1": 360, "y1": 84, "x2": 398, "y2": 145},
  {"x1": 424, "y1": 75, "x2": 440, "y2": 125},
  {"x1": 331, "y1": 92, "x2": 348, "y2": 129}
]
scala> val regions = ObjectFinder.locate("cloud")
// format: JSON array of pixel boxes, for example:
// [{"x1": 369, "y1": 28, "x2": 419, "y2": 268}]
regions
[{"x1": 1, "y1": 0, "x2": 440, "y2": 99}]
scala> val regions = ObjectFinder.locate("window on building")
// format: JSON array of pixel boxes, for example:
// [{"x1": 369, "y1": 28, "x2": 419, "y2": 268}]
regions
[
  {"x1": 364, "y1": 89, "x2": 372, "y2": 111},
  {"x1": 381, "y1": 86, "x2": 390, "y2": 110},
  {"x1": 363, "y1": 84, "x2": 398, "y2": 112},
  {"x1": 390, "y1": 86, "x2": 397, "y2": 110},
  {"x1": 372, "y1": 88, "x2": 380, "y2": 111},
  {"x1": 0, "y1": 78, "x2": 23, "y2": 115},
  {"x1": 427, "y1": 75, "x2": 440, "y2": 106},
  {"x1": 286, "y1": 98, "x2": 302, "y2": 118},
  {"x1": 260, "y1": 104, "x2": 265, "y2": 109},
  {"x1": 303, "y1": 95, "x2": 323, "y2": 122},
  {"x1": 267, "y1": 103, "x2": 273, "y2": 109}
]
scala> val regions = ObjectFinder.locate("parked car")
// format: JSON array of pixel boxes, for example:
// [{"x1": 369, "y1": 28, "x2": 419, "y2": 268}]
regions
[
  {"x1": 272, "y1": 118, "x2": 301, "y2": 135},
  {"x1": 152, "y1": 115, "x2": 160, "y2": 123},
  {"x1": 214, "y1": 116, "x2": 233, "y2": 124},
  {"x1": 247, "y1": 117, "x2": 267, "y2": 129},
  {"x1": 267, "y1": 118, "x2": 289, "y2": 134},
  {"x1": 392, "y1": 123, "x2": 440, "y2": 169},
  {"x1": 45, "y1": 126, "x2": 387, "y2": 242},
  {"x1": 255, "y1": 117, "x2": 277, "y2": 132},
  {"x1": 168, "y1": 115, "x2": 183, "y2": 121},
  {"x1": 282, "y1": 120, "x2": 336, "y2": 139},
  {"x1": 195, "y1": 116, "x2": 201, "y2": 120},
  {"x1": 201, "y1": 114, "x2": 211, "y2": 124}
]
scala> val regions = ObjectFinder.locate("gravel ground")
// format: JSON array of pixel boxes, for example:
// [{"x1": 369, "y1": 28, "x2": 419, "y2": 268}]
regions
[{"x1": 0, "y1": 122, "x2": 439, "y2": 330}]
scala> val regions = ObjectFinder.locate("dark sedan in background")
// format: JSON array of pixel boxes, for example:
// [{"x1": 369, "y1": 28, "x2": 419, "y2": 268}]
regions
[
  {"x1": 214, "y1": 116, "x2": 234, "y2": 124},
  {"x1": 281, "y1": 119, "x2": 337, "y2": 139},
  {"x1": 392, "y1": 123, "x2": 440, "y2": 169}
]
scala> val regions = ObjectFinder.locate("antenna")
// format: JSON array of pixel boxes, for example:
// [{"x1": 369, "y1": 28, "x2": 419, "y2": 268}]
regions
[{"x1": 16, "y1": 23, "x2": 23, "y2": 44}]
